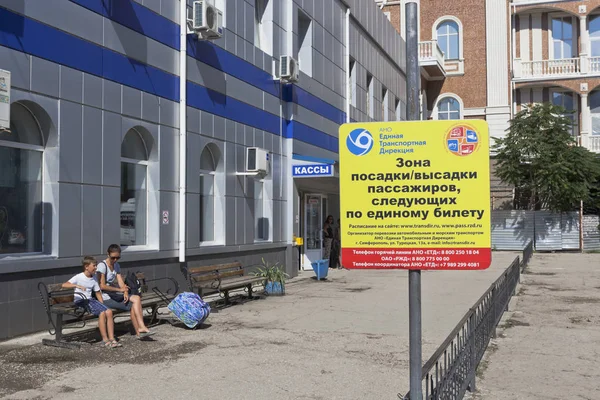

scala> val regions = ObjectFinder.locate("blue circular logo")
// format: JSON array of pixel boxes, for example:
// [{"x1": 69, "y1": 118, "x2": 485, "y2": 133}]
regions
[{"x1": 346, "y1": 128, "x2": 374, "y2": 156}]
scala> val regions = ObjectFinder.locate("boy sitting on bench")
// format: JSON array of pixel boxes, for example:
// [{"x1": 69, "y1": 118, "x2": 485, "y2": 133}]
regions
[{"x1": 62, "y1": 256, "x2": 122, "y2": 349}]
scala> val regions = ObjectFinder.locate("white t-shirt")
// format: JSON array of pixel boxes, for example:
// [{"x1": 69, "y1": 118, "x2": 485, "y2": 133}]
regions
[
  {"x1": 96, "y1": 261, "x2": 122, "y2": 301},
  {"x1": 68, "y1": 272, "x2": 101, "y2": 301}
]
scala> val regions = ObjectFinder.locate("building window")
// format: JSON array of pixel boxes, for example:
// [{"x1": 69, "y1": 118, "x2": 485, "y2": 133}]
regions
[
  {"x1": 590, "y1": 16, "x2": 600, "y2": 60},
  {"x1": 120, "y1": 128, "x2": 148, "y2": 247},
  {"x1": 366, "y1": 73, "x2": 374, "y2": 118},
  {"x1": 254, "y1": 0, "x2": 271, "y2": 55},
  {"x1": 298, "y1": 10, "x2": 313, "y2": 76},
  {"x1": 590, "y1": 90, "x2": 600, "y2": 135},
  {"x1": 382, "y1": 87, "x2": 389, "y2": 121},
  {"x1": 254, "y1": 176, "x2": 272, "y2": 241},
  {"x1": 551, "y1": 16, "x2": 573, "y2": 60},
  {"x1": 436, "y1": 20, "x2": 460, "y2": 60},
  {"x1": 395, "y1": 98, "x2": 401, "y2": 121},
  {"x1": 0, "y1": 103, "x2": 44, "y2": 255},
  {"x1": 436, "y1": 96, "x2": 461, "y2": 120},
  {"x1": 349, "y1": 58, "x2": 357, "y2": 107},
  {"x1": 551, "y1": 90, "x2": 576, "y2": 134},
  {"x1": 199, "y1": 145, "x2": 219, "y2": 243}
]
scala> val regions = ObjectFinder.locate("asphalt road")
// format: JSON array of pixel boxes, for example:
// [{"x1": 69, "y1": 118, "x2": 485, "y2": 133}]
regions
[{"x1": 0, "y1": 251, "x2": 520, "y2": 400}]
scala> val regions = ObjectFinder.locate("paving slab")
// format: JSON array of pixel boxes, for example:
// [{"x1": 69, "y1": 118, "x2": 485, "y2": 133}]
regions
[
  {"x1": 469, "y1": 253, "x2": 600, "y2": 400},
  {"x1": 0, "y1": 252, "x2": 520, "y2": 400}
]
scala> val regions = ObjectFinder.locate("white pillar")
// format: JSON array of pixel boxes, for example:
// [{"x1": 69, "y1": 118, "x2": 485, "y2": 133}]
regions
[
  {"x1": 580, "y1": 16, "x2": 589, "y2": 73},
  {"x1": 580, "y1": 16, "x2": 589, "y2": 56},
  {"x1": 580, "y1": 93, "x2": 591, "y2": 136}
]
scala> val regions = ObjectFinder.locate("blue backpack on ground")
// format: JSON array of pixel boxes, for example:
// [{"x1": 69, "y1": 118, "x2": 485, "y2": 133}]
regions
[{"x1": 167, "y1": 292, "x2": 211, "y2": 329}]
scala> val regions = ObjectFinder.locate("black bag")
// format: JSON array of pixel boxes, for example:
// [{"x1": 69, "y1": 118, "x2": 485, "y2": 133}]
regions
[{"x1": 125, "y1": 271, "x2": 142, "y2": 296}]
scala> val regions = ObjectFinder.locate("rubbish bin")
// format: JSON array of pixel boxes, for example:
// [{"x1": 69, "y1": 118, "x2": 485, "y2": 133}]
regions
[{"x1": 311, "y1": 259, "x2": 330, "y2": 280}]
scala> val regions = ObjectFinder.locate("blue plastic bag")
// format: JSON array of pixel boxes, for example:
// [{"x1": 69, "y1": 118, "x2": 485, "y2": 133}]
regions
[{"x1": 167, "y1": 292, "x2": 211, "y2": 328}]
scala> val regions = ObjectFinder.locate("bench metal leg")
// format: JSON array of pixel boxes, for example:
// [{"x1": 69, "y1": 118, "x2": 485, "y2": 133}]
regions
[
  {"x1": 247, "y1": 284, "x2": 254, "y2": 299},
  {"x1": 224, "y1": 290, "x2": 230, "y2": 305},
  {"x1": 42, "y1": 314, "x2": 82, "y2": 350}
]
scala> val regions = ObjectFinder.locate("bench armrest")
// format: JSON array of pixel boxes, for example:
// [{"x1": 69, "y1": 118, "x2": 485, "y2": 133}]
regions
[{"x1": 145, "y1": 276, "x2": 180, "y2": 296}]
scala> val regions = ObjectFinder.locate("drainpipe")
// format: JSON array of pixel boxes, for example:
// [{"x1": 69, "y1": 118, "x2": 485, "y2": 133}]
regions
[
  {"x1": 345, "y1": 7, "x2": 351, "y2": 123},
  {"x1": 179, "y1": 1, "x2": 187, "y2": 263}
]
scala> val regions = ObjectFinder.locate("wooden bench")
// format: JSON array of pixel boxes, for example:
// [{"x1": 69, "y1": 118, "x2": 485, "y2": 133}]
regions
[
  {"x1": 38, "y1": 272, "x2": 179, "y2": 349},
  {"x1": 184, "y1": 262, "x2": 263, "y2": 305}
]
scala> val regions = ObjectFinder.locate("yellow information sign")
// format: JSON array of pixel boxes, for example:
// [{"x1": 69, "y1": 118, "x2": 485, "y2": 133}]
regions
[{"x1": 339, "y1": 120, "x2": 491, "y2": 270}]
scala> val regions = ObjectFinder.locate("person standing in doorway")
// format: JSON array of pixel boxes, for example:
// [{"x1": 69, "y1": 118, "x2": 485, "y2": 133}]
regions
[{"x1": 323, "y1": 215, "x2": 334, "y2": 267}]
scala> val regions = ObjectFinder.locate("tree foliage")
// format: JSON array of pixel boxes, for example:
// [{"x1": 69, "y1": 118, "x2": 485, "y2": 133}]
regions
[{"x1": 492, "y1": 103, "x2": 600, "y2": 212}]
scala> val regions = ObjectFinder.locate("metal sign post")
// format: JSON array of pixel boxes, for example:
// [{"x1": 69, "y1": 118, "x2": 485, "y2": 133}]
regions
[{"x1": 406, "y1": 1, "x2": 422, "y2": 399}]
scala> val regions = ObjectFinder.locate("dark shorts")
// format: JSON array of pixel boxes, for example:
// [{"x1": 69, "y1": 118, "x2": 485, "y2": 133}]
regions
[
  {"x1": 75, "y1": 299, "x2": 109, "y2": 316},
  {"x1": 104, "y1": 292, "x2": 133, "y2": 311}
]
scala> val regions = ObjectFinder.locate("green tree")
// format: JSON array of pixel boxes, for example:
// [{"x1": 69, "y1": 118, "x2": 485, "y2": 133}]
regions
[{"x1": 492, "y1": 103, "x2": 600, "y2": 212}]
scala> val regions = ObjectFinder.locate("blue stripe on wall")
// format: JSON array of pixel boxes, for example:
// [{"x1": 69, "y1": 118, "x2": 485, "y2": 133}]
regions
[
  {"x1": 187, "y1": 82, "x2": 336, "y2": 152},
  {"x1": 68, "y1": 0, "x2": 346, "y2": 124},
  {"x1": 0, "y1": 7, "x2": 179, "y2": 100},
  {"x1": 0, "y1": 7, "x2": 339, "y2": 152},
  {"x1": 187, "y1": 81, "x2": 281, "y2": 135},
  {"x1": 69, "y1": 0, "x2": 179, "y2": 49},
  {"x1": 187, "y1": 38, "x2": 282, "y2": 99},
  {"x1": 289, "y1": 121, "x2": 339, "y2": 153},
  {"x1": 286, "y1": 85, "x2": 346, "y2": 125}
]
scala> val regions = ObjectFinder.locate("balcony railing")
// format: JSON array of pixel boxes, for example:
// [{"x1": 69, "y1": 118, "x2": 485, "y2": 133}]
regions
[
  {"x1": 419, "y1": 41, "x2": 446, "y2": 79},
  {"x1": 515, "y1": 58, "x2": 580, "y2": 79},
  {"x1": 512, "y1": 56, "x2": 600, "y2": 80},
  {"x1": 419, "y1": 41, "x2": 445, "y2": 66},
  {"x1": 578, "y1": 135, "x2": 600, "y2": 153}
]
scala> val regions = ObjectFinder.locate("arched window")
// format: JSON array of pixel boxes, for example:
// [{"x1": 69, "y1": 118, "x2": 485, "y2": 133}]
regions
[
  {"x1": 199, "y1": 144, "x2": 221, "y2": 243},
  {"x1": 0, "y1": 103, "x2": 44, "y2": 254},
  {"x1": 120, "y1": 128, "x2": 149, "y2": 247},
  {"x1": 436, "y1": 20, "x2": 460, "y2": 60},
  {"x1": 436, "y1": 96, "x2": 462, "y2": 120}
]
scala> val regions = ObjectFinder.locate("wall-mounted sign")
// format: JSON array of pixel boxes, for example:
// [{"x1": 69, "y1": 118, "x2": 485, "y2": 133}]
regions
[
  {"x1": 162, "y1": 210, "x2": 169, "y2": 225},
  {"x1": 0, "y1": 69, "x2": 10, "y2": 130},
  {"x1": 292, "y1": 164, "x2": 334, "y2": 178}
]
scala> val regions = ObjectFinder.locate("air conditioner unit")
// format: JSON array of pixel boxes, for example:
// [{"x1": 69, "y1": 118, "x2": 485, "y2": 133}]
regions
[
  {"x1": 192, "y1": 1, "x2": 223, "y2": 38},
  {"x1": 246, "y1": 147, "x2": 269, "y2": 174},
  {"x1": 279, "y1": 55, "x2": 299, "y2": 82}
]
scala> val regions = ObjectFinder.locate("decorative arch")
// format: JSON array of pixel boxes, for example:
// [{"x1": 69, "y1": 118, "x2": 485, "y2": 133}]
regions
[
  {"x1": 200, "y1": 142, "x2": 222, "y2": 173},
  {"x1": 432, "y1": 16, "x2": 463, "y2": 61},
  {"x1": 433, "y1": 93, "x2": 464, "y2": 120},
  {"x1": 121, "y1": 126, "x2": 154, "y2": 161}
]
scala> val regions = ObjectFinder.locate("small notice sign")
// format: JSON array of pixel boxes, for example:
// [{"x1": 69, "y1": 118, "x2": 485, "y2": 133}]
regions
[
  {"x1": 162, "y1": 210, "x2": 169, "y2": 225},
  {"x1": 339, "y1": 120, "x2": 491, "y2": 270},
  {"x1": 0, "y1": 69, "x2": 10, "y2": 130}
]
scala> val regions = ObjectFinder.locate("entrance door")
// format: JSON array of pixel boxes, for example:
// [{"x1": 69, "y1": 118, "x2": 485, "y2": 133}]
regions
[{"x1": 303, "y1": 194, "x2": 327, "y2": 270}]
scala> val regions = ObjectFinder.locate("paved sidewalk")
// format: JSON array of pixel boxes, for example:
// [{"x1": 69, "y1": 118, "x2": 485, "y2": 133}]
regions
[
  {"x1": 0, "y1": 252, "x2": 520, "y2": 400},
  {"x1": 470, "y1": 253, "x2": 600, "y2": 400}
]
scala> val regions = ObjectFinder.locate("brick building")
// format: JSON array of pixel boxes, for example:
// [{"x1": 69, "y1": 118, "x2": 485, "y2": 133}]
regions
[
  {"x1": 377, "y1": 0, "x2": 600, "y2": 209},
  {"x1": 377, "y1": 0, "x2": 514, "y2": 208}
]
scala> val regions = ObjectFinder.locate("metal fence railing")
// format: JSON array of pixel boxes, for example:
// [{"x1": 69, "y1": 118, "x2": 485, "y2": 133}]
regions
[{"x1": 401, "y1": 240, "x2": 534, "y2": 399}]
